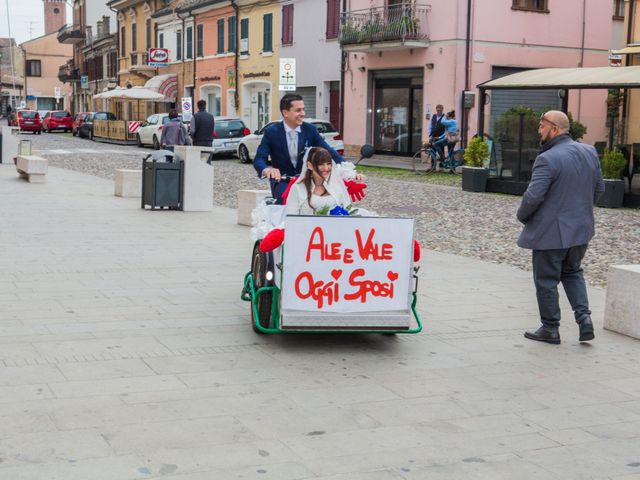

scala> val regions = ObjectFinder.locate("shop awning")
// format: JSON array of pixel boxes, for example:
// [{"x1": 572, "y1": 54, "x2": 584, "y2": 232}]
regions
[
  {"x1": 478, "y1": 66, "x2": 640, "y2": 90},
  {"x1": 94, "y1": 86, "x2": 165, "y2": 100},
  {"x1": 611, "y1": 45, "x2": 640, "y2": 55},
  {"x1": 144, "y1": 74, "x2": 178, "y2": 102}
]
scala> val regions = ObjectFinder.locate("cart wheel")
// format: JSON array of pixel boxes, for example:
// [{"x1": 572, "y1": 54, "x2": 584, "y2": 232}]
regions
[{"x1": 250, "y1": 241, "x2": 274, "y2": 333}]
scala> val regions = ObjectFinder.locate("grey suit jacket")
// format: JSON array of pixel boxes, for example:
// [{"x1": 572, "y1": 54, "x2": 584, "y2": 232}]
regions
[{"x1": 517, "y1": 134, "x2": 604, "y2": 250}]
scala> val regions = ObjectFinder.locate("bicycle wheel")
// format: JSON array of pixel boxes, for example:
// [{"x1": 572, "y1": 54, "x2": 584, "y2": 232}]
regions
[
  {"x1": 412, "y1": 148, "x2": 437, "y2": 174},
  {"x1": 451, "y1": 148, "x2": 465, "y2": 174}
]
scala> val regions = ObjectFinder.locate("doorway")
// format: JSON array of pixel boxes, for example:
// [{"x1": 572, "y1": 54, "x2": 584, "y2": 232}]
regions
[{"x1": 373, "y1": 77, "x2": 422, "y2": 155}]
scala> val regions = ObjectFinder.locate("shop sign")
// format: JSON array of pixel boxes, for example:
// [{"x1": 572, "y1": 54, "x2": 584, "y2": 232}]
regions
[
  {"x1": 149, "y1": 48, "x2": 169, "y2": 67},
  {"x1": 242, "y1": 71, "x2": 270, "y2": 79}
]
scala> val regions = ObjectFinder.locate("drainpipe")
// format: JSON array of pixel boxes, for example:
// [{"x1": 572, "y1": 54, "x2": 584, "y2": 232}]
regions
[
  {"x1": 231, "y1": 0, "x2": 239, "y2": 112},
  {"x1": 177, "y1": 9, "x2": 187, "y2": 103},
  {"x1": 462, "y1": 0, "x2": 472, "y2": 146},
  {"x1": 339, "y1": 0, "x2": 347, "y2": 137},
  {"x1": 576, "y1": 0, "x2": 586, "y2": 119},
  {"x1": 621, "y1": 0, "x2": 635, "y2": 145}
]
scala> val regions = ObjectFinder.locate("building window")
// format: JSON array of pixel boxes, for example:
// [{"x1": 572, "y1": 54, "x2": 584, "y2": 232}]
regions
[
  {"x1": 159, "y1": 32, "x2": 164, "y2": 48},
  {"x1": 263, "y1": 13, "x2": 273, "y2": 53},
  {"x1": 511, "y1": 0, "x2": 548, "y2": 12},
  {"x1": 26, "y1": 60, "x2": 41, "y2": 77},
  {"x1": 146, "y1": 18, "x2": 151, "y2": 50},
  {"x1": 326, "y1": 0, "x2": 340, "y2": 39},
  {"x1": 282, "y1": 5, "x2": 293, "y2": 45},
  {"x1": 186, "y1": 26, "x2": 193, "y2": 59},
  {"x1": 240, "y1": 18, "x2": 249, "y2": 55},
  {"x1": 107, "y1": 51, "x2": 117, "y2": 78},
  {"x1": 131, "y1": 23, "x2": 137, "y2": 51},
  {"x1": 176, "y1": 30, "x2": 182, "y2": 60},
  {"x1": 614, "y1": 0, "x2": 625, "y2": 19},
  {"x1": 196, "y1": 24, "x2": 203, "y2": 57},
  {"x1": 120, "y1": 26, "x2": 126, "y2": 57},
  {"x1": 217, "y1": 18, "x2": 225, "y2": 54},
  {"x1": 228, "y1": 16, "x2": 236, "y2": 53}
]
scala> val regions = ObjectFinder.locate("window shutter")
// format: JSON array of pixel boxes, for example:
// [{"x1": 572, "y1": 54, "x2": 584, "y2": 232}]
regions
[
  {"x1": 282, "y1": 4, "x2": 293, "y2": 45},
  {"x1": 217, "y1": 18, "x2": 225, "y2": 54},
  {"x1": 326, "y1": 0, "x2": 339, "y2": 39},
  {"x1": 263, "y1": 13, "x2": 273, "y2": 52}
]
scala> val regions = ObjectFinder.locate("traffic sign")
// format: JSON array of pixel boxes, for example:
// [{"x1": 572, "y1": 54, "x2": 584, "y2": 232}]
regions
[
  {"x1": 279, "y1": 58, "x2": 296, "y2": 91},
  {"x1": 181, "y1": 97, "x2": 193, "y2": 122},
  {"x1": 149, "y1": 48, "x2": 169, "y2": 67},
  {"x1": 80, "y1": 75, "x2": 88, "y2": 89},
  {"x1": 54, "y1": 87, "x2": 61, "y2": 100}
]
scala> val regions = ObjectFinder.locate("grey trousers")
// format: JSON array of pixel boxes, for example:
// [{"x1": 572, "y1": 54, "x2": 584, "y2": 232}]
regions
[{"x1": 532, "y1": 245, "x2": 591, "y2": 329}]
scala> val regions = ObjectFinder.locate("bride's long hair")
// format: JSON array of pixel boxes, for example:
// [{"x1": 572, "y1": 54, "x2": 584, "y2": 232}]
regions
[{"x1": 303, "y1": 147, "x2": 332, "y2": 208}]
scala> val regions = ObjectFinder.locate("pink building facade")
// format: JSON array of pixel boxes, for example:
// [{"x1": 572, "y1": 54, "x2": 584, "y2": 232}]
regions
[{"x1": 340, "y1": 0, "x2": 617, "y2": 156}]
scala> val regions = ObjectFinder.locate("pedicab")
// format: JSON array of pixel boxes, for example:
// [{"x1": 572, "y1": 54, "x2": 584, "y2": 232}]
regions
[{"x1": 241, "y1": 145, "x2": 423, "y2": 334}]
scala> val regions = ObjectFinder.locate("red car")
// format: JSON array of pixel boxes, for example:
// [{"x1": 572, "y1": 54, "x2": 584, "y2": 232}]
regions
[
  {"x1": 71, "y1": 112, "x2": 88, "y2": 136},
  {"x1": 12, "y1": 110, "x2": 42, "y2": 134},
  {"x1": 42, "y1": 110, "x2": 73, "y2": 133}
]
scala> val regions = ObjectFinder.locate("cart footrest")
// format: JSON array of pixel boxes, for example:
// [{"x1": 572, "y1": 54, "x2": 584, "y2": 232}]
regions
[{"x1": 280, "y1": 312, "x2": 411, "y2": 330}]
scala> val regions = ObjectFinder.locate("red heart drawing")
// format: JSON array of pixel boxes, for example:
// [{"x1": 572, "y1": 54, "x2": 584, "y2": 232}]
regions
[
  {"x1": 331, "y1": 269, "x2": 343, "y2": 280},
  {"x1": 387, "y1": 271, "x2": 399, "y2": 281}
]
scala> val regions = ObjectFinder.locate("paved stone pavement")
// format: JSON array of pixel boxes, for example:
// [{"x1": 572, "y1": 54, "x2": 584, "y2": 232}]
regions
[
  {"x1": 2, "y1": 161, "x2": 640, "y2": 480},
  {"x1": 29, "y1": 132, "x2": 640, "y2": 288}
]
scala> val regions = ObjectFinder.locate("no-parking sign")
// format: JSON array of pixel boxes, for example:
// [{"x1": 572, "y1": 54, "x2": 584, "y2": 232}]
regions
[{"x1": 181, "y1": 97, "x2": 192, "y2": 121}]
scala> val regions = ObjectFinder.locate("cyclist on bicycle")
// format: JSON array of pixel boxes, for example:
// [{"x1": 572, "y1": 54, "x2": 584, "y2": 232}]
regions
[{"x1": 433, "y1": 110, "x2": 460, "y2": 166}]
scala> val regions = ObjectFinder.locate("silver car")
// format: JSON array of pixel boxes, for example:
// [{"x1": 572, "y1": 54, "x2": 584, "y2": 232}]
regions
[
  {"x1": 211, "y1": 117, "x2": 250, "y2": 156},
  {"x1": 237, "y1": 119, "x2": 344, "y2": 164}
]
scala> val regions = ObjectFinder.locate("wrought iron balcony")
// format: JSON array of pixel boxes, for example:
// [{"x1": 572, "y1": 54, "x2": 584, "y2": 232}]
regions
[
  {"x1": 339, "y1": 4, "x2": 430, "y2": 51},
  {"x1": 57, "y1": 25, "x2": 85, "y2": 44},
  {"x1": 58, "y1": 62, "x2": 80, "y2": 83}
]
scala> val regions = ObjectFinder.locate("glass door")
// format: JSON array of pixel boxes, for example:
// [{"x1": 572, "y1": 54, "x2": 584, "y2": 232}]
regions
[{"x1": 373, "y1": 78, "x2": 422, "y2": 155}]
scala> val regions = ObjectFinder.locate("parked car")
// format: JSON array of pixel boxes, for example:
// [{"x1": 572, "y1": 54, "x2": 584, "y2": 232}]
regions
[
  {"x1": 72, "y1": 112, "x2": 88, "y2": 136},
  {"x1": 136, "y1": 113, "x2": 188, "y2": 149},
  {"x1": 12, "y1": 110, "x2": 42, "y2": 134},
  {"x1": 42, "y1": 110, "x2": 73, "y2": 133},
  {"x1": 237, "y1": 119, "x2": 344, "y2": 164},
  {"x1": 78, "y1": 111, "x2": 116, "y2": 139},
  {"x1": 211, "y1": 117, "x2": 250, "y2": 156},
  {"x1": 38, "y1": 110, "x2": 50, "y2": 120}
]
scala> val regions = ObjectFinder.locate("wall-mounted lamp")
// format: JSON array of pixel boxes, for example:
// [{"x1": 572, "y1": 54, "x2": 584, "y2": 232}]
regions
[
  {"x1": 358, "y1": 66, "x2": 366, "y2": 72},
  {"x1": 426, "y1": 63, "x2": 434, "y2": 70}
]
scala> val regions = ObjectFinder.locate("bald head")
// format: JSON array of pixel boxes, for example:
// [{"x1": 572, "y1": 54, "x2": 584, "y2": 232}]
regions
[{"x1": 538, "y1": 110, "x2": 570, "y2": 144}]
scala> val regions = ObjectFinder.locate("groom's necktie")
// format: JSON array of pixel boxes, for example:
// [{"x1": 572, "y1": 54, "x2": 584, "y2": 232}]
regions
[{"x1": 288, "y1": 130, "x2": 298, "y2": 167}]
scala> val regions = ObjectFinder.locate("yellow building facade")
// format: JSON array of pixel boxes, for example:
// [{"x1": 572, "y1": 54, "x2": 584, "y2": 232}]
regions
[{"x1": 237, "y1": 0, "x2": 280, "y2": 132}]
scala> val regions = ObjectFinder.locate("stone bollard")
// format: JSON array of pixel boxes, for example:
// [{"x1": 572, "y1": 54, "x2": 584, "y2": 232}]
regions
[
  {"x1": 604, "y1": 265, "x2": 640, "y2": 340},
  {"x1": 114, "y1": 169, "x2": 142, "y2": 197},
  {"x1": 237, "y1": 189, "x2": 270, "y2": 226}
]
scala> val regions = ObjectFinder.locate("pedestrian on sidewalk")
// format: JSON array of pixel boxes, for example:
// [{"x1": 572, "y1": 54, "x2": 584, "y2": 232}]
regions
[
  {"x1": 160, "y1": 109, "x2": 190, "y2": 152},
  {"x1": 190, "y1": 99, "x2": 215, "y2": 164},
  {"x1": 517, "y1": 110, "x2": 604, "y2": 345}
]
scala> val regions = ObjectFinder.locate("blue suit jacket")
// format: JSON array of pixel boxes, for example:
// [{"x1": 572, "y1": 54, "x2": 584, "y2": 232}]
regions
[
  {"x1": 517, "y1": 134, "x2": 605, "y2": 250},
  {"x1": 253, "y1": 121, "x2": 344, "y2": 177}
]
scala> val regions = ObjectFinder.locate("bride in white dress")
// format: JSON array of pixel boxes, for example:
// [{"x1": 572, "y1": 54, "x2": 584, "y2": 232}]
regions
[{"x1": 285, "y1": 147, "x2": 353, "y2": 216}]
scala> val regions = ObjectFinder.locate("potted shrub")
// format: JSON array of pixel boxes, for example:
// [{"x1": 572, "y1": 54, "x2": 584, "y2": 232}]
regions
[
  {"x1": 462, "y1": 136, "x2": 490, "y2": 192},
  {"x1": 597, "y1": 147, "x2": 627, "y2": 208}
]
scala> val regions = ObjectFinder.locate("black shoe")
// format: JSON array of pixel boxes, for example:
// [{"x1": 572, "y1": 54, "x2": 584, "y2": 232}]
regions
[
  {"x1": 578, "y1": 317, "x2": 595, "y2": 342},
  {"x1": 524, "y1": 326, "x2": 561, "y2": 345}
]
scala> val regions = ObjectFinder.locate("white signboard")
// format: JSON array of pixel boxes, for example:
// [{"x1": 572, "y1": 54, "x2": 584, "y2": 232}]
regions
[
  {"x1": 149, "y1": 48, "x2": 169, "y2": 67},
  {"x1": 279, "y1": 58, "x2": 296, "y2": 91},
  {"x1": 54, "y1": 87, "x2": 61, "y2": 100},
  {"x1": 281, "y1": 216, "x2": 414, "y2": 314},
  {"x1": 181, "y1": 97, "x2": 192, "y2": 122}
]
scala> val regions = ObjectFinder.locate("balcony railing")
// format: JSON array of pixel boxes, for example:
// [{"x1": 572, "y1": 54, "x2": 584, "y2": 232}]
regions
[
  {"x1": 339, "y1": 4, "x2": 430, "y2": 49},
  {"x1": 57, "y1": 25, "x2": 85, "y2": 44},
  {"x1": 58, "y1": 63, "x2": 80, "y2": 83}
]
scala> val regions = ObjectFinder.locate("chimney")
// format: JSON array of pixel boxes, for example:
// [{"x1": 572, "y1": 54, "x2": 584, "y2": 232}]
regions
[
  {"x1": 103, "y1": 16, "x2": 111, "y2": 35},
  {"x1": 96, "y1": 19, "x2": 103, "y2": 38}
]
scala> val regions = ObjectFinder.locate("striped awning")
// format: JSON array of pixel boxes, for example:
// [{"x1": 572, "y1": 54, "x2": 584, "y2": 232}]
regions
[{"x1": 144, "y1": 74, "x2": 178, "y2": 102}]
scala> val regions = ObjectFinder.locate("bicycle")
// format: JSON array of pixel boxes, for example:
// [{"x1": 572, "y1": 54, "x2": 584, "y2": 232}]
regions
[{"x1": 411, "y1": 138, "x2": 464, "y2": 175}]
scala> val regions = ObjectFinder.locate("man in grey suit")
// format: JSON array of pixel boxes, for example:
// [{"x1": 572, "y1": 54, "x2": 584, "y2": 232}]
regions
[{"x1": 517, "y1": 110, "x2": 604, "y2": 345}]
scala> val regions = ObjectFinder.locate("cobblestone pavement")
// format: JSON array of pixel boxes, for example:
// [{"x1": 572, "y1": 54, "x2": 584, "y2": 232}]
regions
[{"x1": 30, "y1": 132, "x2": 640, "y2": 287}]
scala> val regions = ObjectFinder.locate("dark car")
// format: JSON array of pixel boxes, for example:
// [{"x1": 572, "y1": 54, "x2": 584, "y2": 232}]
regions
[
  {"x1": 42, "y1": 110, "x2": 73, "y2": 133},
  {"x1": 78, "y1": 111, "x2": 116, "y2": 139},
  {"x1": 72, "y1": 112, "x2": 88, "y2": 136},
  {"x1": 12, "y1": 110, "x2": 42, "y2": 134}
]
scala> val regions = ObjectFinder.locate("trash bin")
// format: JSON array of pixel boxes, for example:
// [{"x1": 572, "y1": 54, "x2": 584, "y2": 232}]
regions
[{"x1": 141, "y1": 155, "x2": 184, "y2": 210}]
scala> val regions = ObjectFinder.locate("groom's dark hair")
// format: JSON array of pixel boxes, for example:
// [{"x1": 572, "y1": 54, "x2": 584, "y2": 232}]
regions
[{"x1": 280, "y1": 93, "x2": 303, "y2": 114}]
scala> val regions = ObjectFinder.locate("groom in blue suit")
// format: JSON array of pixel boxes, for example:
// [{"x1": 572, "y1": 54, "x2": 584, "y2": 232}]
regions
[{"x1": 253, "y1": 93, "x2": 344, "y2": 204}]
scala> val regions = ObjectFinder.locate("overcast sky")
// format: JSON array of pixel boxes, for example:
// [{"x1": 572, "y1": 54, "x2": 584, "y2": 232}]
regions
[{"x1": 1, "y1": 0, "x2": 72, "y2": 45}]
